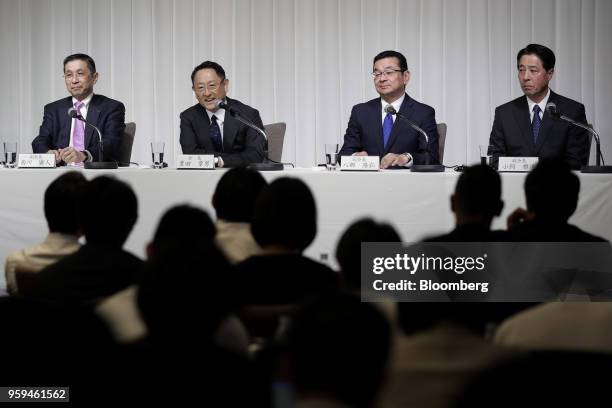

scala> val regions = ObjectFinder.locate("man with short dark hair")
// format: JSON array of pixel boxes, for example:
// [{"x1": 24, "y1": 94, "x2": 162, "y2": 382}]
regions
[
  {"x1": 5, "y1": 171, "x2": 87, "y2": 295},
  {"x1": 339, "y1": 50, "x2": 440, "y2": 168},
  {"x1": 32, "y1": 53, "x2": 126, "y2": 165},
  {"x1": 488, "y1": 44, "x2": 589, "y2": 169},
  {"x1": 507, "y1": 159, "x2": 606, "y2": 241},
  {"x1": 18, "y1": 176, "x2": 144, "y2": 303},
  {"x1": 212, "y1": 167, "x2": 267, "y2": 263},
  {"x1": 179, "y1": 61, "x2": 266, "y2": 167}
]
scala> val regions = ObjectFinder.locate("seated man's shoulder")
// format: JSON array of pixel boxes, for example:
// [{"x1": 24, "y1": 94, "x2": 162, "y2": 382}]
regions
[
  {"x1": 93, "y1": 94, "x2": 125, "y2": 110},
  {"x1": 180, "y1": 102, "x2": 202, "y2": 119}
]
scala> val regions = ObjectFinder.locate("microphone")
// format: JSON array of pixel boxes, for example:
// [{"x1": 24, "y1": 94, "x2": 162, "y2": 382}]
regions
[
  {"x1": 384, "y1": 105, "x2": 444, "y2": 172},
  {"x1": 214, "y1": 100, "x2": 283, "y2": 171},
  {"x1": 66, "y1": 107, "x2": 118, "y2": 169},
  {"x1": 545, "y1": 102, "x2": 611, "y2": 173}
]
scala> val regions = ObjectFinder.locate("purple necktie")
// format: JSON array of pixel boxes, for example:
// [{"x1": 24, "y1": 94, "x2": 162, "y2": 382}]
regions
[
  {"x1": 73, "y1": 101, "x2": 85, "y2": 151},
  {"x1": 532, "y1": 105, "x2": 541, "y2": 144}
]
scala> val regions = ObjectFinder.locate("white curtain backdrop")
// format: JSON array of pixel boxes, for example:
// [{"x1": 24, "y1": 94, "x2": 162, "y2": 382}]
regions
[{"x1": 1, "y1": 0, "x2": 611, "y2": 167}]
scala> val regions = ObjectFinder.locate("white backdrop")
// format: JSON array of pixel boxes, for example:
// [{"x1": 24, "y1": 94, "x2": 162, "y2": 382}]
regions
[{"x1": 1, "y1": 0, "x2": 611, "y2": 167}]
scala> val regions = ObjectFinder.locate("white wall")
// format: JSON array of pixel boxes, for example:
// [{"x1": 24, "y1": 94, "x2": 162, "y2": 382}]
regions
[{"x1": 1, "y1": 0, "x2": 610, "y2": 167}]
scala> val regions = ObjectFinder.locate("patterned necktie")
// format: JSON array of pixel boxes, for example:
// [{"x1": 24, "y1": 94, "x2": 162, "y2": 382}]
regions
[
  {"x1": 532, "y1": 105, "x2": 541, "y2": 144},
  {"x1": 73, "y1": 101, "x2": 85, "y2": 151},
  {"x1": 209, "y1": 115, "x2": 223, "y2": 152},
  {"x1": 383, "y1": 112, "x2": 394, "y2": 148}
]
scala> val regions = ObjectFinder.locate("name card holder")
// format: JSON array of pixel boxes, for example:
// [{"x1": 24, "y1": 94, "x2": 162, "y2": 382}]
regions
[
  {"x1": 340, "y1": 156, "x2": 380, "y2": 171},
  {"x1": 176, "y1": 154, "x2": 216, "y2": 170},
  {"x1": 498, "y1": 157, "x2": 539, "y2": 172},
  {"x1": 17, "y1": 154, "x2": 56, "y2": 168}
]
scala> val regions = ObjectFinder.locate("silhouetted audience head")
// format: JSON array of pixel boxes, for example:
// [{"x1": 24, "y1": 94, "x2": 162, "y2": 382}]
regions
[
  {"x1": 251, "y1": 177, "x2": 317, "y2": 252},
  {"x1": 525, "y1": 158, "x2": 579, "y2": 223},
  {"x1": 335, "y1": 218, "x2": 401, "y2": 291},
  {"x1": 212, "y1": 167, "x2": 267, "y2": 222},
  {"x1": 288, "y1": 293, "x2": 391, "y2": 408},
  {"x1": 44, "y1": 171, "x2": 88, "y2": 234},
  {"x1": 79, "y1": 176, "x2": 137, "y2": 247},
  {"x1": 147, "y1": 204, "x2": 216, "y2": 260},
  {"x1": 451, "y1": 164, "x2": 503, "y2": 224}
]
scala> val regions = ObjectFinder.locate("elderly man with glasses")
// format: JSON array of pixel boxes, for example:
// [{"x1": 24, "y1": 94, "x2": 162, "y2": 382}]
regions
[
  {"x1": 339, "y1": 50, "x2": 440, "y2": 169},
  {"x1": 179, "y1": 61, "x2": 266, "y2": 168}
]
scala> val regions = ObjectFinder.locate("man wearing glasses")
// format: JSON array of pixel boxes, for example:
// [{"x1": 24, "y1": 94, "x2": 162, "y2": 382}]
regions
[
  {"x1": 32, "y1": 53, "x2": 126, "y2": 165},
  {"x1": 180, "y1": 61, "x2": 266, "y2": 167},
  {"x1": 339, "y1": 50, "x2": 440, "y2": 169}
]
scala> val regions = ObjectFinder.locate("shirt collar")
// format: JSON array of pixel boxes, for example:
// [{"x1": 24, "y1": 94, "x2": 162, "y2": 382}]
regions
[
  {"x1": 381, "y1": 93, "x2": 406, "y2": 114},
  {"x1": 526, "y1": 88, "x2": 550, "y2": 114},
  {"x1": 206, "y1": 102, "x2": 226, "y2": 124},
  {"x1": 72, "y1": 93, "x2": 94, "y2": 109}
]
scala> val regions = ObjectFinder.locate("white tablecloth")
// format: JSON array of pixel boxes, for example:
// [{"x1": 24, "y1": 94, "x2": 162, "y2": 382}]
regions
[{"x1": 2, "y1": 167, "x2": 612, "y2": 291}]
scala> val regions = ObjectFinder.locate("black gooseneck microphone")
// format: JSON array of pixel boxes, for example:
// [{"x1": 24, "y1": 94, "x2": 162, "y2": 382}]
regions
[
  {"x1": 384, "y1": 105, "x2": 444, "y2": 172},
  {"x1": 67, "y1": 107, "x2": 118, "y2": 169},
  {"x1": 545, "y1": 102, "x2": 612, "y2": 173},
  {"x1": 215, "y1": 100, "x2": 283, "y2": 171}
]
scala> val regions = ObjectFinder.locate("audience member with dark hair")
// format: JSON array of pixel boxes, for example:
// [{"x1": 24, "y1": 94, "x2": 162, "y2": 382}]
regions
[
  {"x1": 18, "y1": 176, "x2": 143, "y2": 303},
  {"x1": 424, "y1": 164, "x2": 506, "y2": 242},
  {"x1": 5, "y1": 171, "x2": 87, "y2": 295},
  {"x1": 237, "y1": 177, "x2": 338, "y2": 305},
  {"x1": 287, "y1": 292, "x2": 391, "y2": 408},
  {"x1": 335, "y1": 218, "x2": 402, "y2": 292},
  {"x1": 212, "y1": 167, "x2": 267, "y2": 263},
  {"x1": 507, "y1": 158, "x2": 607, "y2": 241}
]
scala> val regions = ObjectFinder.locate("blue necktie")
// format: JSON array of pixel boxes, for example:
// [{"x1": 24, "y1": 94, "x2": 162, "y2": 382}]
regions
[
  {"x1": 209, "y1": 115, "x2": 223, "y2": 152},
  {"x1": 532, "y1": 105, "x2": 541, "y2": 144},
  {"x1": 383, "y1": 112, "x2": 393, "y2": 148}
]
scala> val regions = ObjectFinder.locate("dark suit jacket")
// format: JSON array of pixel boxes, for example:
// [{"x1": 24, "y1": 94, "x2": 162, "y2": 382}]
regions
[
  {"x1": 488, "y1": 91, "x2": 588, "y2": 169},
  {"x1": 507, "y1": 220, "x2": 607, "y2": 242},
  {"x1": 339, "y1": 94, "x2": 440, "y2": 165},
  {"x1": 32, "y1": 94, "x2": 126, "y2": 162},
  {"x1": 17, "y1": 245, "x2": 143, "y2": 304},
  {"x1": 424, "y1": 224, "x2": 509, "y2": 242},
  {"x1": 179, "y1": 97, "x2": 266, "y2": 167}
]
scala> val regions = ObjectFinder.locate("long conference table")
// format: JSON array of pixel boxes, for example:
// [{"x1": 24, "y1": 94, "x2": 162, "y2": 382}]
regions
[{"x1": 1, "y1": 167, "x2": 612, "y2": 291}]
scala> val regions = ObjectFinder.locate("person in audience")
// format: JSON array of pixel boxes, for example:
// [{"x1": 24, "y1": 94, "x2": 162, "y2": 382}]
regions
[
  {"x1": 424, "y1": 164, "x2": 506, "y2": 242},
  {"x1": 507, "y1": 158, "x2": 607, "y2": 241},
  {"x1": 212, "y1": 167, "x2": 267, "y2": 263},
  {"x1": 488, "y1": 44, "x2": 589, "y2": 169},
  {"x1": 32, "y1": 53, "x2": 126, "y2": 165},
  {"x1": 338, "y1": 50, "x2": 440, "y2": 168},
  {"x1": 336, "y1": 218, "x2": 402, "y2": 293},
  {"x1": 287, "y1": 292, "x2": 391, "y2": 408},
  {"x1": 5, "y1": 171, "x2": 87, "y2": 295},
  {"x1": 179, "y1": 60, "x2": 266, "y2": 167},
  {"x1": 377, "y1": 302, "x2": 517, "y2": 408},
  {"x1": 236, "y1": 177, "x2": 338, "y2": 305},
  {"x1": 17, "y1": 176, "x2": 143, "y2": 303},
  {"x1": 493, "y1": 302, "x2": 612, "y2": 354}
]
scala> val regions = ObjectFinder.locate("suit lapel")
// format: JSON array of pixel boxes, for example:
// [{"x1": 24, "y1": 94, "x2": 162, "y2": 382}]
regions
[
  {"x1": 60, "y1": 97, "x2": 73, "y2": 147},
  {"x1": 222, "y1": 99, "x2": 237, "y2": 151},
  {"x1": 85, "y1": 95, "x2": 101, "y2": 149},
  {"x1": 367, "y1": 99, "x2": 385, "y2": 155},
  {"x1": 512, "y1": 96, "x2": 534, "y2": 153},
  {"x1": 386, "y1": 94, "x2": 413, "y2": 153},
  {"x1": 535, "y1": 91, "x2": 557, "y2": 153}
]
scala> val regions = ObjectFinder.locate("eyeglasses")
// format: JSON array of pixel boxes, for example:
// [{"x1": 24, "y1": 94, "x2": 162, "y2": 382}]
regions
[
  {"x1": 372, "y1": 69, "x2": 403, "y2": 79},
  {"x1": 195, "y1": 82, "x2": 224, "y2": 94},
  {"x1": 63, "y1": 72, "x2": 89, "y2": 81}
]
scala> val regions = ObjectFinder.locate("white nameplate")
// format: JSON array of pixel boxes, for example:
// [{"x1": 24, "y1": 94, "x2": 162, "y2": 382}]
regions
[
  {"x1": 498, "y1": 156, "x2": 539, "y2": 172},
  {"x1": 340, "y1": 155, "x2": 380, "y2": 171},
  {"x1": 17, "y1": 154, "x2": 56, "y2": 168},
  {"x1": 176, "y1": 154, "x2": 215, "y2": 169}
]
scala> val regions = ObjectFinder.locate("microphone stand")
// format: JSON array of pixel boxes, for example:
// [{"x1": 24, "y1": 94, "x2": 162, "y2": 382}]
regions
[
  {"x1": 72, "y1": 113, "x2": 118, "y2": 169},
  {"x1": 223, "y1": 106, "x2": 284, "y2": 171},
  {"x1": 549, "y1": 111, "x2": 612, "y2": 173}
]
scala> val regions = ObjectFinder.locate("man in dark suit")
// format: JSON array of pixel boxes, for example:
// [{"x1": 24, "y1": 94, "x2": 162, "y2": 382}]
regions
[
  {"x1": 180, "y1": 61, "x2": 265, "y2": 167},
  {"x1": 32, "y1": 53, "x2": 125, "y2": 165},
  {"x1": 339, "y1": 50, "x2": 440, "y2": 169},
  {"x1": 488, "y1": 44, "x2": 589, "y2": 170}
]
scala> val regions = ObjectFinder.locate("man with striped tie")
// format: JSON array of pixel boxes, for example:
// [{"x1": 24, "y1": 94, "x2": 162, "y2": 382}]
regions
[
  {"x1": 488, "y1": 44, "x2": 589, "y2": 170},
  {"x1": 32, "y1": 53, "x2": 126, "y2": 165}
]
